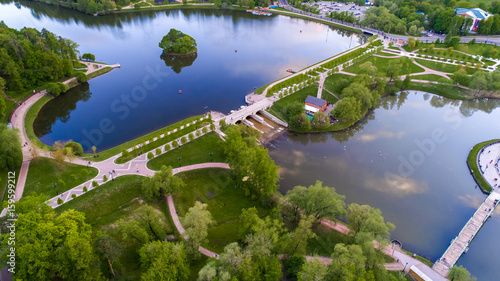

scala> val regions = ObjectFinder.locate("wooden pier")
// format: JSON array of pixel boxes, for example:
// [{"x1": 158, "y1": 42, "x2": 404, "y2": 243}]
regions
[{"x1": 432, "y1": 191, "x2": 500, "y2": 277}]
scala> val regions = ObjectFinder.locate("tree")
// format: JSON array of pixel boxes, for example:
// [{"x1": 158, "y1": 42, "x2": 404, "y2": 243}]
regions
[
  {"x1": 223, "y1": 125, "x2": 279, "y2": 199},
  {"x1": 285, "y1": 255, "x2": 306, "y2": 280},
  {"x1": 0, "y1": 94, "x2": 5, "y2": 121},
  {"x1": 285, "y1": 180, "x2": 346, "y2": 221},
  {"x1": 142, "y1": 165, "x2": 185, "y2": 200},
  {"x1": 341, "y1": 83, "x2": 376, "y2": 109},
  {"x1": 282, "y1": 215, "x2": 317, "y2": 256},
  {"x1": 331, "y1": 97, "x2": 362, "y2": 122},
  {"x1": 312, "y1": 111, "x2": 329, "y2": 129},
  {"x1": 0, "y1": 125, "x2": 22, "y2": 170},
  {"x1": 159, "y1": 29, "x2": 197, "y2": 55},
  {"x1": 46, "y1": 82, "x2": 66, "y2": 97},
  {"x1": 0, "y1": 196, "x2": 103, "y2": 280},
  {"x1": 139, "y1": 240, "x2": 189, "y2": 281},
  {"x1": 95, "y1": 234, "x2": 123, "y2": 280},
  {"x1": 326, "y1": 243, "x2": 366, "y2": 280},
  {"x1": 82, "y1": 53, "x2": 95, "y2": 61},
  {"x1": 64, "y1": 141, "x2": 83, "y2": 156},
  {"x1": 92, "y1": 145, "x2": 97, "y2": 154},
  {"x1": 75, "y1": 72, "x2": 88, "y2": 83},
  {"x1": 297, "y1": 258, "x2": 328, "y2": 281},
  {"x1": 117, "y1": 205, "x2": 166, "y2": 245},
  {"x1": 183, "y1": 202, "x2": 214, "y2": 259},
  {"x1": 386, "y1": 58, "x2": 403, "y2": 82},
  {"x1": 448, "y1": 265, "x2": 476, "y2": 281},
  {"x1": 451, "y1": 69, "x2": 470, "y2": 87},
  {"x1": 346, "y1": 203, "x2": 395, "y2": 240}
]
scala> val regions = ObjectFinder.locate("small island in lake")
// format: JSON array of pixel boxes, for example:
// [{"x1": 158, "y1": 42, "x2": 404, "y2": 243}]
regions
[{"x1": 159, "y1": 29, "x2": 197, "y2": 56}]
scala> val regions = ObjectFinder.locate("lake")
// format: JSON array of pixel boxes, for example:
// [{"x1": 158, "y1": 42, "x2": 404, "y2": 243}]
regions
[{"x1": 2, "y1": 2, "x2": 500, "y2": 279}]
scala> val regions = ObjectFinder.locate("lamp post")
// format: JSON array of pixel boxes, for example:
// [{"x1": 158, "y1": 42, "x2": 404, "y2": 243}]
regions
[
  {"x1": 178, "y1": 157, "x2": 182, "y2": 167},
  {"x1": 209, "y1": 152, "x2": 213, "y2": 162},
  {"x1": 53, "y1": 183, "x2": 59, "y2": 195},
  {"x1": 109, "y1": 170, "x2": 115, "y2": 181},
  {"x1": 403, "y1": 262, "x2": 408, "y2": 273}
]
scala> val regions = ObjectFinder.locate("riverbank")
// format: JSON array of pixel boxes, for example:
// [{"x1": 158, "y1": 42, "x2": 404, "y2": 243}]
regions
[
  {"x1": 467, "y1": 139, "x2": 500, "y2": 194},
  {"x1": 21, "y1": 62, "x2": 118, "y2": 152}
]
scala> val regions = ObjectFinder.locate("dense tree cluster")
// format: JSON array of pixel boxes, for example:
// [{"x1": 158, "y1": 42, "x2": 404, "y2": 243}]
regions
[
  {"x1": 0, "y1": 124, "x2": 22, "y2": 170},
  {"x1": 223, "y1": 125, "x2": 280, "y2": 200},
  {"x1": 0, "y1": 23, "x2": 78, "y2": 92},
  {"x1": 159, "y1": 29, "x2": 197, "y2": 55}
]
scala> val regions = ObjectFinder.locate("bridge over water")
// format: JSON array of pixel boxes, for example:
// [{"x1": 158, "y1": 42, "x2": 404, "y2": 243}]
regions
[{"x1": 433, "y1": 142, "x2": 500, "y2": 277}]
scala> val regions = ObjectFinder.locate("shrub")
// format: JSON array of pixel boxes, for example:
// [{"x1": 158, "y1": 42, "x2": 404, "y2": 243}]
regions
[
  {"x1": 147, "y1": 152, "x2": 154, "y2": 159},
  {"x1": 75, "y1": 72, "x2": 88, "y2": 83},
  {"x1": 70, "y1": 174, "x2": 77, "y2": 182},
  {"x1": 81, "y1": 169, "x2": 89, "y2": 178},
  {"x1": 64, "y1": 142, "x2": 83, "y2": 156},
  {"x1": 164, "y1": 144, "x2": 171, "y2": 151},
  {"x1": 58, "y1": 179, "x2": 66, "y2": 188},
  {"x1": 202, "y1": 127, "x2": 208, "y2": 134},
  {"x1": 103, "y1": 175, "x2": 108, "y2": 182},
  {"x1": 188, "y1": 133, "x2": 194, "y2": 141},
  {"x1": 92, "y1": 180, "x2": 98, "y2": 187},
  {"x1": 196, "y1": 130, "x2": 200, "y2": 137},
  {"x1": 156, "y1": 148, "x2": 161, "y2": 155},
  {"x1": 172, "y1": 140, "x2": 179, "y2": 148},
  {"x1": 210, "y1": 124, "x2": 215, "y2": 131},
  {"x1": 72, "y1": 194, "x2": 77, "y2": 199},
  {"x1": 219, "y1": 119, "x2": 227, "y2": 127},
  {"x1": 83, "y1": 186, "x2": 88, "y2": 192},
  {"x1": 57, "y1": 198, "x2": 63, "y2": 205},
  {"x1": 181, "y1": 136, "x2": 187, "y2": 144}
]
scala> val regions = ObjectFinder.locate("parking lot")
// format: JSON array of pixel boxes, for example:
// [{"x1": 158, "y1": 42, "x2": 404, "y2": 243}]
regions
[{"x1": 307, "y1": 1, "x2": 372, "y2": 20}]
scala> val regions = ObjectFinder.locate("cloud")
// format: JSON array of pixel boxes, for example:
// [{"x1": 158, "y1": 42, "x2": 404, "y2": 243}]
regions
[
  {"x1": 363, "y1": 172, "x2": 429, "y2": 196},
  {"x1": 359, "y1": 130, "x2": 405, "y2": 143}
]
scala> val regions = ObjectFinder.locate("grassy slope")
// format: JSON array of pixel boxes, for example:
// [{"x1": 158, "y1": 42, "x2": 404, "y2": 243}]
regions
[
  {"x1": 414, "y1": 58, "x2": 479, "y2": 75},
  {"x1": 0, "y1": 167, "x2": 20, "y2": 203},
  {"x1": 416, "y1": 42, "x2": 500, "y2": 59},
  {"x1": 25, "y1": 95, "x2": 53, "y2": 150},
  {"x1": 467, "y1": 139, "x2": 500, "y2": 194},
  {"x1": 147, "y1": 132, "x2": 226, "y2": 170},
  {"x1": 408, "y1": 82, "x2": 476, "y2": 100},
  {"x1": 24, "y1": 157, "x2": 99, "y2": 198},
  {"x1": 344, "y1": 56, "x2": 424, "y2": 75},
  {"x1": 56, "y1": 174, "x2": 175, "y2": 280},
  {"x1": 410, "y1": 74, "x2": 450, "y2": 83},
  {"x1": 175, "y1": 168, "x2": 270, "y2": 253}
]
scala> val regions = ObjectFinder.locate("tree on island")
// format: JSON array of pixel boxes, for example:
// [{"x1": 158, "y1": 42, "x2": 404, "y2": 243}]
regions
[
  {"x1": 158, "y1": 29, "x2": 197, "y2": 55},
  {"x1": 82, "y1": 53, "x2": 95, "y2": 61}
]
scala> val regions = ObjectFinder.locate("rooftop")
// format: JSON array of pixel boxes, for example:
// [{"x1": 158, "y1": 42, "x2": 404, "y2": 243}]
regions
[{"x1": 305, "y1": 95, "x2": 327, "y2": 108}]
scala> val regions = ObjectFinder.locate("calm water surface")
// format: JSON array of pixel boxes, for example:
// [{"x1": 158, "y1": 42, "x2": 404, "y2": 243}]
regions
[
  {"x1": 2, "y1": 2, "x2": 500, "y2": 279},
  {"x1": 0, "y1": 1, "x2": 364, "y2": 151},
  {"x1": 268, "y1": 92, "x2": 500, "y2": 280}
]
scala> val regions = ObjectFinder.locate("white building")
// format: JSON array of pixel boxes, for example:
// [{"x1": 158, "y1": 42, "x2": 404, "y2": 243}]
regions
[{"x1": 455, "y1": 8, "x2": 492, "y2": 32}]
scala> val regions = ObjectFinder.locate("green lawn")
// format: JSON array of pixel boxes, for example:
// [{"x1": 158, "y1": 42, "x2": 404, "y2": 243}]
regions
[
  {"x1": 323, "y1": 73, "x2": 354, "y2": 95},
  {"x1": 387, "y1": 270, "x2": 413, "y2": 281},
  {"x1": 88, "y1": 115, "x2": 208, "y2": 162},
  {"x1": 378, "y1": 52, "x2": 401, "y2": 57},
  {"x1": 24, "y1": 157, "x2": 98, "y2": 198},
  {"x1": 86, "y1": 66, "x2": 113, "y2": 79},
  {"x1": 0, "y1": 167, "x2": 20, "y2": 203},
  {"x1": 414, "y1": 59, "x2": 477, "y2": 74},
  {"x1": 410, "y1": 74, "x2": 450, "y2": 83},
  {"x1": 147, "y1": 132, "x2": 226, "y2": 170},
  {"x1": 56, "y1": 174, "x2": 175, "y2": 280},
  {"x1": 268, "y1": 85, "x2": 319, "y2": 121},
  {"x1": 115, "y1": 119, "x2": 211, "y2": 164},
  {"x1": 417, "y1": 43, "x2": 500, "y2": 59},
  {"x1": 467, "y1": 139, "x2": 500, "y2": 194},
  {"x1": 25, "y1": 95, "x2": 53, "y2": 150},
  {"x1": 321, "y1": 90, "x2": 339, "y2": 104},
  {"x1": 409, "y1": 82, "x2": 476, "y2": 100},
  {"x1": 344, "y1": 56, "x2": 424, "y2": 75},
  {"x1": 175, "y1": 168, "x2": 270, "y2": 253},
  {"x1": 306, "y1": 223, "x2": 354, "y2": 256}
]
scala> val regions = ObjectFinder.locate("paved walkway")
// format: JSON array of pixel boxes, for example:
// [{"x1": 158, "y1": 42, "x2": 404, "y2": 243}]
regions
[
  {"x1": 477, "y1": 142, "x2": 500, "y2": 190},
  {"x1": 166, "y1": 162, "x2": 230, "y2": 259}
]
